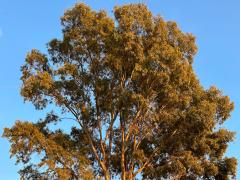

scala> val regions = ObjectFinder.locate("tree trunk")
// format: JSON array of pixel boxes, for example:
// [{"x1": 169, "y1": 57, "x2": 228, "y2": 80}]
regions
[
  {"x1": 121, "y1": 140, "x2": 126, "y2": 180},
  {"x1": 128, "y1": 173, "x2": 134, "y2": 180},
  {"x1": 104, "y1": 172, "x2": 111, "y2": 180},
  {"x1": 121, "y1": 170, "x2": 126, "y2": 180}
]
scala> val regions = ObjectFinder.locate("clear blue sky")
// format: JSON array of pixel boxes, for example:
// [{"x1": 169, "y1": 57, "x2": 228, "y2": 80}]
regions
[{"x1": 0, "y1": 0, "x2": 239, "y2": 179}]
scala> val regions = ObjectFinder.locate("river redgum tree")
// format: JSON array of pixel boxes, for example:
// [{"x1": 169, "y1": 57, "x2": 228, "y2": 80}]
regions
[{"x1": 3, "y1": 3, "x2": 237, "y2": 180}]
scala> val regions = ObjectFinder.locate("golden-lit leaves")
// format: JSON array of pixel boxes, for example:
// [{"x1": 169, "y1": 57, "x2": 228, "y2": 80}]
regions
[
  {"x1": 25, "y1": 49, "x2": 47, "y2": 67},
  {"x1": 3, "y1": 121, "x2": 91, "y2": 179},
  {"x1": 114, "y1": 4, "x2": 152, "y2": 33}
]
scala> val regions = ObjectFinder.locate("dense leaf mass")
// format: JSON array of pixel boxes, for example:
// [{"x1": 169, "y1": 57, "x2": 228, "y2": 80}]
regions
[{"x1": 3, "y1": 3, "x2": 237, "y2": 180}]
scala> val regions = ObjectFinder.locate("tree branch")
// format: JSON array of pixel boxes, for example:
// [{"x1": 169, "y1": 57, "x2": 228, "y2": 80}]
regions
[{"x1": 133, "y1": 147, "x2": 160, "y2": 178}]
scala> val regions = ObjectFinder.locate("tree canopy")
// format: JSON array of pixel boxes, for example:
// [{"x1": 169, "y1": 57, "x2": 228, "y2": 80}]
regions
[{"x1": 3, "y1": 3, "x2": 237, "y2": 180}]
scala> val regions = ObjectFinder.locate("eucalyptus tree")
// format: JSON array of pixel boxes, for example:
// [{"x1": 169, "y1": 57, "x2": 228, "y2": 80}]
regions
[{"x1": 4, "y1": 3, "x2": 237, "y2": 180}]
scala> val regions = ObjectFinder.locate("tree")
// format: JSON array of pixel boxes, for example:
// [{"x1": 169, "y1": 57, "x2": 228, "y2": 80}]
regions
[{"x1": 3, "y1": 3, "x2": 237, "y2": 180}]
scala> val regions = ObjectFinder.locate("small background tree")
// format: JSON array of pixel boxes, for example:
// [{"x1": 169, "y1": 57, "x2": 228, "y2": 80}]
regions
[{"x1": 3, "y1": 3, "x2": 237, "y2": 180}]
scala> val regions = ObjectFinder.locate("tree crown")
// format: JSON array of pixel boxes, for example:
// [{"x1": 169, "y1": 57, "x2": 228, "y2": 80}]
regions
[{"x1": 3, "y1": 3, "x2": 237, "y2": 179}]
